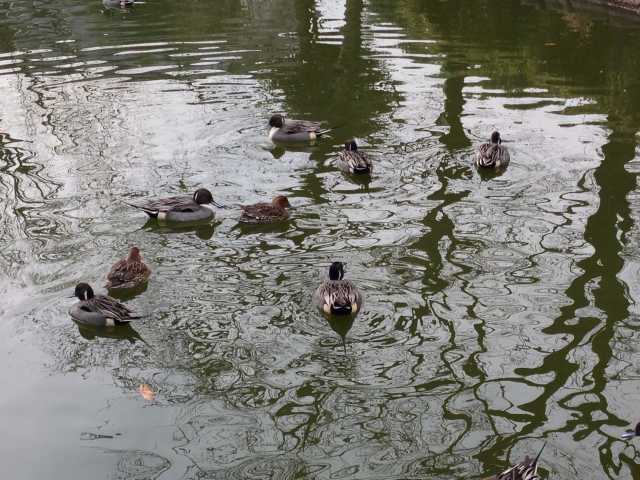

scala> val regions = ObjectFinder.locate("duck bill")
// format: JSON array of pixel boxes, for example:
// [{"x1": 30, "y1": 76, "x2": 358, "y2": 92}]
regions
[
  {"x1": 621, "y1": 431, "x2": 636, "y2": 440},
  {"x1": 211, "y1": 200, "x2": 225, "y2": 208}
]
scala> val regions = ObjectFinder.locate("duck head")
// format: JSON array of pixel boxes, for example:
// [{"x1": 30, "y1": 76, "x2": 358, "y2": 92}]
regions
[
  {"x1": 193, "y1": 188, "x2": 224, "y2": 208},
  {"x1": 127, "y1": 246, "x2": 142, "y2": 262},
  {"x1": 329, "y1": 261, "x2": 345, "y2": 280},
  {"x1": 272, "y1": 195, "x2": 291, "y2": 209},
  {"x1": 491, "y1": 131, "x2": 501, "y2": 144},
  {"x1": 622, "y1": 422, "x2": 640, "y2": 440},
  {"x1": 269, "y1": 114, "x2": 285, "y2": 129},
  {"x1": 74, "y1": 283, "x2": 95, "y2": 301},
  {"x1": 345, "y1": 139, "x2": 358, "y2": 151}
]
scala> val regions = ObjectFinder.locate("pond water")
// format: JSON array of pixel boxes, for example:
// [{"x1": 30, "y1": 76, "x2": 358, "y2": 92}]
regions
[{"x1": 2, "y1": 0, "x2": 640, "y2": 478}]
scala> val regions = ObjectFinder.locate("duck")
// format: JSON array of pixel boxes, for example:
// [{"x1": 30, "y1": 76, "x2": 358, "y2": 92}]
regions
[
  {"x1": 102, "y1": 0, "x2": 134, "y2": 9},
  {"x1": 484, "y1": 443, "x2": 545, "y2": 480},
  {"x1": 313, "y1": 262, "x2": 363, "y2": 316},
  {"x1": 69, "y1": 283, "x2": 141, "y2": 327},
  {"x1": 126, "y1": 188, "x2": 222, "y2": 223},
  {"x1": 621, "y1": 422, "x2": 640, "y2": 440},
  {"x1": 240, "y1": 195, "x2": 291, "y2": 224},
  {"x1": 268, "y1": 114, "x2": 332, "y2": 143},
  {"x1": 475, "y1": 131, "x2": 511, "y2": 169},
  {"x1": 105, "y1": 246, "x2": 151, "y2": 289},
  {"x1": 337, "y1": 139, "x2": 372, "y2": 174}
]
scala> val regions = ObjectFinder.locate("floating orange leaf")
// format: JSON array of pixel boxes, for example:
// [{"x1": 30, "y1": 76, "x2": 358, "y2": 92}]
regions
[{"x1": 138, "y1": 383, "x2": 155, "y2": 401}]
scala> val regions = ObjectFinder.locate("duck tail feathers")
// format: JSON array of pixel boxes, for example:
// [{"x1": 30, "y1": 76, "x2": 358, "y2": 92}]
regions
[
  {"x1": 122, "y1": 200, "x2": 158, "y2": 217},
  {"x1": 330, "y1": 303, "x2": 352, "y2": 315},
  {"x1": 532, "y1": 442, "x2": 546, "y2": 467}
]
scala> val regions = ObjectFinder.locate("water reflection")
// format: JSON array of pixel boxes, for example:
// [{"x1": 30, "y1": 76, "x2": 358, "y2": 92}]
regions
[{"x1": 2, "y1": 0, "x2": 640, "y2": 479}]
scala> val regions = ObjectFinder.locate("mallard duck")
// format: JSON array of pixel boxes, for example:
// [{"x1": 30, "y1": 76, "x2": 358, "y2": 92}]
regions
[
  {"x1": 337, "y1": 139, "x2": 372, "y2": 174},
  {"x1": 485, "y1": 443, "x2": 545, "y2": 480},
  {"x1": 69, "y1": 283, "x2": 141, "y2": 326},
  {"x1": 475, "y1": 131, "x2": 511, "y2": 168},
  {"x1": 240, "y1": 195, "x2": 291, "y2": 224},
  {"x1": 126, "y1": 188, "x2": 222, "y2": 223},
  {"x1": 313, "y1": 262, "x2": 363, "y2": 316},
  {"x1": 105, "y1": 246, "x2": 151, "y2": 289},
  {"x1": 268, "y1": 114, "x2": 332, "y2": 143},
  {"x1": 621, "y1": 422, "x2": 640, "y2": 440}
]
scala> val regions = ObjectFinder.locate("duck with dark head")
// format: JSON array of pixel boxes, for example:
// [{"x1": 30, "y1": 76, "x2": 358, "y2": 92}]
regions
[
  {"x1": 313, "y1": 262, "x2": 364, "y2": 316},
  {"x1": 475, "y1": 131, "x2": 510, "y2": 169},
  {"x1": 337, "y1": 139, "x2": 373, "y2": 175},
  {"x1": 69, "y1": 283, "x2": 141, "y2": 327},
  {"x1": 126, "y1": 187, "x2": 224, "y2": 224},
  {"x1": 268, "y1": 113, "x2": 332, "y2": 143}
]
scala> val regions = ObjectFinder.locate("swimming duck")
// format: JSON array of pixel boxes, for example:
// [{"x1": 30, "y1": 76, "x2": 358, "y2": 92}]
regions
[
  {"x1": 102, "y1": 0, "x2": 134, "y2": 9},
  {"x1": 475, "y1": 131, "x2": 511, "y2": 169},
  {"x1": 105, "y1": 246, "x2": 151, "y2": 289},
  {"x1": 240, "y1": 195, "x2": 291, "y2": 224},
  {"x1": 313, "y1": 262, "x2": 363, "y2": 316},
  {"x1": 268, "y1": 114, "x2": 332, "y2": 143},
  {"x1": 621, "y1": 422, "x2": 640, "y2": 440},
  {"x1": 69, "y1": 283, "x2": 141, "y2": 327},
  {"x1": 337, "y1": 139, "x2": 372, "y2": 174},
  {"x1": 126, "y1": 188, "x2": 222, "y2": 223},
  {"x1": 484, "y1": 443, "x2": 545, "y2": 480}
]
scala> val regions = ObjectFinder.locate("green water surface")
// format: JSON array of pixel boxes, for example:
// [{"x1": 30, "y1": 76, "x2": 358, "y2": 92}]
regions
[{"x1": 1, "y1": 1, "x2": 640, "y2": 478}]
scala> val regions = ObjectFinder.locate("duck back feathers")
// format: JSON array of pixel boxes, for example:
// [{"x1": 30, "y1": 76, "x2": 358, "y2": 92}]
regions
[
  {"x1": 313, "y1": 262, "x2": 364, "y2": 316},
  {"x1": 106, "y1": 247, "x2": 151, "y2": 289}
]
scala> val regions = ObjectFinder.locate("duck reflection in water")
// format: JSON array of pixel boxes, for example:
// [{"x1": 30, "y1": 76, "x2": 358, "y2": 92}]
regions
[
  {"x1": 76, "y1": 322, "x2": 146, "y2": 344},
  {"x1": 142, "y1": 218, "x2": 215, "y2": 240},
  {"x1": 326, "y1": 314, "x2": 355, "y2": 355}
]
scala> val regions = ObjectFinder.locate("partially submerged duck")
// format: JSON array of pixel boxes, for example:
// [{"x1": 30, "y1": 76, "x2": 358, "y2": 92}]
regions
[
  {"x1": 337, "y1": 139, "x2": 372, "y2": 174},
  {"x1": 106, "y1": 246, "x2": 151, "y2": 290},
  {"x1": 622, "y1": 422, "x2": 640, "y2": 440},
  {"x1": 485, "y1": 443, "x2": 545, "y2": 480},
  {"x1": 240, "y1": 195, "x2": 291, "y2": 224},
  {"x1": 475, "y1": 131, "x2": 510, "y2": 169},
  {"x1": 313, "y1": 262, "x2": 363, "y2": 316},
  {"x1": 268, "y1": 114, "x2": 332, "y2": 143},
  {"x1": 69, "y1": 283, "x2": 141, "y2": 327},
  {"x1": 127, "y1": 188, "x2": 222, "y2": 223}
]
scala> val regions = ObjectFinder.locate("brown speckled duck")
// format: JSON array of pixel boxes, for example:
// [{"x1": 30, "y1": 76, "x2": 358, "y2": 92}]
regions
[
  {"x1": 240, "y1": 195, "x2": 291, "y2": 224},
  {"x1": 337, "y1": 139, "x2": 372, "y2": 174},
  {"x1": 106, "y1": 246, "x2": 151, "y2": 290},
  {"x1": 313, "y1": 262, "x2": 363, "y2": 316},
  {"x1": 475, "y1": 131, "x2": 510, "y2": 169}
]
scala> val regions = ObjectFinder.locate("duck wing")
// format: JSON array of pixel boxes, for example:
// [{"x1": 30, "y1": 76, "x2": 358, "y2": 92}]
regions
[
  {"x1": 284, "y1": 119, "x2": 323, "y2": 134},
  {"x1": 128, "y1": 195, "x2": 198, "y2": 216},
  {"x1": 315, "y1": 280, "x2": 363, "y2": 314},
  {"x1": 106, "y1": 259, "x2": 151, "y2": 288},
  {"x1": 476, "y1": 143, "x2": 510, "y2": 168},
  {"x1": 240, "y1": 203, "x2": 288, "y2": 223},
  {"x1": 92, "y1": 295, "x2": 141, "y2": 323},
  {"x1": 338, "y1": 150, "x2": 372, "y2": 173}
]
